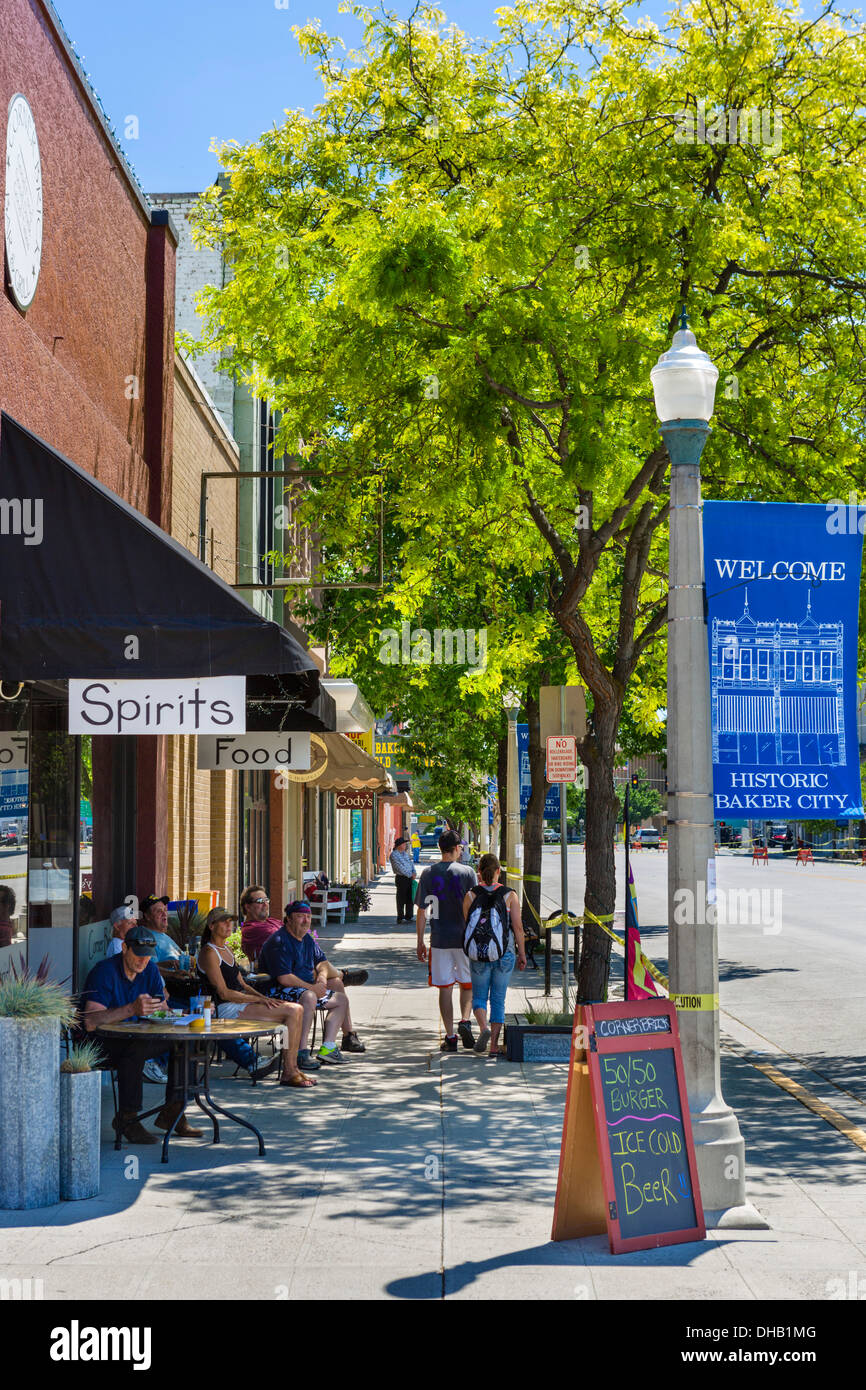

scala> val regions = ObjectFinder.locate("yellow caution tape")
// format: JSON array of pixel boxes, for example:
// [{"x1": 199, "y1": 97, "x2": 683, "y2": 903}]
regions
[{"x1": 670, "y1": 992, "x2": 719, "y2": 1012}]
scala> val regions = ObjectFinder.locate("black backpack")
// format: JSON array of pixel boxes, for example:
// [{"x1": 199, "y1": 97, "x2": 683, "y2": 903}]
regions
[{"x1": 463, "y1": 886, "x2": 511, "y2": 962}]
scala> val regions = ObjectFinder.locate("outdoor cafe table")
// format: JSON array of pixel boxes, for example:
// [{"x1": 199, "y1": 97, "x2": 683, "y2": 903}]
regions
[{"x1": 94, "y1": 1019, "x2": 286, "y2": 1165}]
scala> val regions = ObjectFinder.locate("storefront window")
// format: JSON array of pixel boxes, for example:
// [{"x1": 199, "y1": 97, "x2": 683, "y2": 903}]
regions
[
  {"x1": 240, "y1": 770, "x2": 269, "y2": 893},
  {"x1": 0, "y1": 687, "x2": 30, "y2": 971},
  {"x1": 28, "y1": 697, "x2": 77, "y2": 930}
]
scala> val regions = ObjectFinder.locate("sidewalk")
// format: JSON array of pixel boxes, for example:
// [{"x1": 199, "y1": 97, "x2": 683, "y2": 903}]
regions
[{"x1": 1, "y1": 871, "x2": 864, "y2": 1300}]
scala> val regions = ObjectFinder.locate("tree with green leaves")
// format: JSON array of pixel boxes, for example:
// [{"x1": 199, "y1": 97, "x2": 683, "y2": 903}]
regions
[{"x1": 188, "y1": 0, "x2": 866, "y2": 998}]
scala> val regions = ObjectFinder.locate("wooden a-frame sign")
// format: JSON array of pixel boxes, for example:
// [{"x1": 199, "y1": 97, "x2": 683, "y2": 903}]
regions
[{"x1": 552, "y1": 1000, "x2": 705, "y2": 1254}]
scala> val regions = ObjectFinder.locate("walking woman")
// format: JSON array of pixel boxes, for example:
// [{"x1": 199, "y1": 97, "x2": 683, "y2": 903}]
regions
[
  {"x1": 462, "y1": 854, "x2": 526, "y2": 1056},
  {"x1": 197, "y1": 907, "x2": 316, "y2": 1088}
]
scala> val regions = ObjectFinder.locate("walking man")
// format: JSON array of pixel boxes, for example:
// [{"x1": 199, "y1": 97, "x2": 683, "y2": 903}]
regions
[
  {"x1": 416, "y1": 829, "x2": 477, "y2": 1051},
  {"x1": 389, "y1": 836, "x2": 416, "y2": 924}
]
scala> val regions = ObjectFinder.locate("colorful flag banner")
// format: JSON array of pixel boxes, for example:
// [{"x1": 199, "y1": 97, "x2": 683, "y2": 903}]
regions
[{"x1": 625, "y1": 863, "x2": 662, "y2": 1000}]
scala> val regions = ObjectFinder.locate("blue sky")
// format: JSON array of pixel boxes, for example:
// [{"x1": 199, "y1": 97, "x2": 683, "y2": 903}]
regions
[
  {"x1": 55, "y1": 0, "x2": 672, "y2": 193},
  {"x1": 56, "y1": 1, "x2": 516, "y2": 191}
]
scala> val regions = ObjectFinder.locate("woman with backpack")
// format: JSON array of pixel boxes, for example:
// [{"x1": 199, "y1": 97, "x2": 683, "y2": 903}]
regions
[{"x1": 462, "y1": 853, "x2": 526, "y2": 1056}]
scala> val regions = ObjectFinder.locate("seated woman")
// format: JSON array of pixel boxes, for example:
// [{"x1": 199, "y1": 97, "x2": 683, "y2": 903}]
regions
[{"x1": 197, "y1": 907, "x2": 316, "y2": 1089}]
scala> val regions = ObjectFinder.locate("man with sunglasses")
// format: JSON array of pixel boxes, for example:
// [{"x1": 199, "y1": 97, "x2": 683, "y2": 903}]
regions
[{"x1": 240, "y1": 885, "x2": 282, "y2": 964}]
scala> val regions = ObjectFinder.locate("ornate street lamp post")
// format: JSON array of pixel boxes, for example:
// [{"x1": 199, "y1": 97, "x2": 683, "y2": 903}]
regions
[
  {"x1": 651, "y1": 312, "x2": 764, "y2": 1227},
  {"x1": 502, "y1": 690, "x2": 522, "y2": 892}
]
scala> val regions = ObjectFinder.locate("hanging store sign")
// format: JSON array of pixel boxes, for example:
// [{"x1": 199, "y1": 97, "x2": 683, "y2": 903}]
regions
[
  {"x1": 703, "y1": 501, "x2": 865, "y2": 820},
  {"x1": 197, "y1": 731, "x2": 311, "y2": 770},
  {"x1": 69, "y1": 677, "x2": 247, "y2": 735},
  {"x1": 0, "y1": 733, "x2": 28, "y2": 769},
  {"x1": 335, "y1": 789, "x2": 375, "y2": 810},
  {"x1": 5, "y1": 94, "x2": 43, "y2": 312}
]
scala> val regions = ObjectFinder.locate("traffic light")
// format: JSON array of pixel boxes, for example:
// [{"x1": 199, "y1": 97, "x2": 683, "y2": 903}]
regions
[{"x1": 630, "y1": 773, "x2": 639, "y2": 790}]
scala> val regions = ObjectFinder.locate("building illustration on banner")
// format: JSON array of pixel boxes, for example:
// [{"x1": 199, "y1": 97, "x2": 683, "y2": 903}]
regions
[{"x1": 710, "y1": 589, "x2": 845, "y2": 768}]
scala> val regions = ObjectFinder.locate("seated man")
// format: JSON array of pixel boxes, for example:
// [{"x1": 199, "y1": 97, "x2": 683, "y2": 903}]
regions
[
  {"x1": 139, "y1": 895, "x2": 183, "y2": 972},
  {"x1": 106, "y1": 903, "x2": 138, "y2": 958},
  {"x1": 239, "y1": 885, "x2": 281, "y2": 964},
  {"x1": 259, "y1": 900, "x2": 365, "y2": 1067},
  {"x1": 83, "y1": 925, "x2": 202, "y2": 1144}
]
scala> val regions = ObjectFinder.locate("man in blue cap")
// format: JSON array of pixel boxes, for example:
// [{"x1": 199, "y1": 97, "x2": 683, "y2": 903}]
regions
[{"x1": 83, "y1": 925, "x2": 203, "y2": 1144}]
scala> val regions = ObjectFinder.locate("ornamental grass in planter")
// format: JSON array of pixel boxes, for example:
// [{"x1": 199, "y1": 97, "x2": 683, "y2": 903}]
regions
[
  {"x1": 0, "y1": 957, "x2": 76, "y2": 1210},
  {"x1": 59, "y1": 1042, "x2": 104, "y2": 1201}
]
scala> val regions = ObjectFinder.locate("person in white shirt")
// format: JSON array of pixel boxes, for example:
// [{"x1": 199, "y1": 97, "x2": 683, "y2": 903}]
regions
[
  {"x1": 389, "y1": 836, "x2": 416, "y2": 924},
  {"x1": 106, "y1": 903, "x2": 138, "y2": 958}
]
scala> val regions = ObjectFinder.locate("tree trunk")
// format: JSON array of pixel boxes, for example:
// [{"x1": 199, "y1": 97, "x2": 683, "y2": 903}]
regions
[
  {"x1": 497, "y1": 730, "x2": 508, "y2": 865},
  {"x1": 577, "y1": 697, "x2": 621, "y2": 1003},
  {"x1": 522, "y1": 692, "x2": 545, "y2": 942}
]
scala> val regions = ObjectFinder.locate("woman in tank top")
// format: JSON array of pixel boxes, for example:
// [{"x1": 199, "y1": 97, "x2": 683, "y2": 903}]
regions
[{"x1": 198, "y1": 907, "x2": 316, "y2": 1088}]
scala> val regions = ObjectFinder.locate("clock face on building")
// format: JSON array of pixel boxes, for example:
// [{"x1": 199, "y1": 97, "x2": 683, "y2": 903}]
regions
[{"x1": 5, "y1": 94, "x2": 43, "y2": 312}]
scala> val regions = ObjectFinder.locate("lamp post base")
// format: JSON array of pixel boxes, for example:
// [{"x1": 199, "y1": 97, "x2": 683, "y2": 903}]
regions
[{"x1": 690, "y1": 1101, "x2": 770, "y2": 1229}]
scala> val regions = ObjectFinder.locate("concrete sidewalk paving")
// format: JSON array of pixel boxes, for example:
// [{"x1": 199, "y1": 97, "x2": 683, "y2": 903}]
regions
[{"x1": 1, "y1": 871, "x2": 864, "y2": 1300}]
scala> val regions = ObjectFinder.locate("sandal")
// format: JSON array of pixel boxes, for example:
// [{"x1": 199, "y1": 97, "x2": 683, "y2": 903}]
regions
[{"x1": 280, "y1": 1073, "x2": 318, "y2": 1087}]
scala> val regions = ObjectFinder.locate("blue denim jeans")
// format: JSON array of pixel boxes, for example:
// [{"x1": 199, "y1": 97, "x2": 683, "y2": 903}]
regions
[{"x1": 470, "y1": 950, "x2": 516, "y2": 1026}]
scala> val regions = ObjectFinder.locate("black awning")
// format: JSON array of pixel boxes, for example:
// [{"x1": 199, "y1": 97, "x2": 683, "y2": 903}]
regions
[
  {"x1": 0, "y1": 414, "x2": 322, "y2": 697},
  {"x1": 246, "y1": 675, "x2": 337, "y2": 733}
]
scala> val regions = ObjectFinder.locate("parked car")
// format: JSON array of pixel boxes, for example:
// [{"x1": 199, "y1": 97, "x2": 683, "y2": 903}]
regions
[
  {"x1": 416, "y1": 823, "x2": 447, "y2": 848},
  {"x1": 543, "y1": 827, "x2": 560, "y2": 844},
  {"x1": 1, "y1": 829, "x2": 17, "y2": 846},
  {"x1": 631, "y1": 827, "x2": 660, "y2": 850}
]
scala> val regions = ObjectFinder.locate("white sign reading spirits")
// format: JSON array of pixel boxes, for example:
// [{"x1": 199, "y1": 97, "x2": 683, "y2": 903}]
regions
[
  {"x1": 5, "y1": 95, "x2": 43, "y2": 311},
  {"x1": 69, "y1": 677, "x2": 246, "y2": 735}
]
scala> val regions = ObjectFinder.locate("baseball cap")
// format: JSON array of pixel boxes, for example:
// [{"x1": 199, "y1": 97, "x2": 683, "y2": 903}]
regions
[
  {"x1": 110, "y1": 904, "x2": 136, "y2": 927},
  {"x1": 123, "y1": 925, "x2": 157, "y2": 956},
  {"x1": 140, "y1": 894, "x2": 170, "y2": 914},
  {"x1": 284, "y1": 900, "x2": 312, "y2": 916},
  {"x1": 206, "y1": 907, "x2": 237, "y2": 928}
]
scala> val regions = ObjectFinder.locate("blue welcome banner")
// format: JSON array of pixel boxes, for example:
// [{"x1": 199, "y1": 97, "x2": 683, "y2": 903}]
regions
[
  {"x1": 702, "y1": 502, "x2": 864, "y2": 821},
  {"x1": 517, "y1": 724, "x2": 560, "y2": 819}
]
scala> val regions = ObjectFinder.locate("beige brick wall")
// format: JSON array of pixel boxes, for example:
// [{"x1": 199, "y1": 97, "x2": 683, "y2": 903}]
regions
[{"x1": 166, "y1": 352, "x2": 240, "y2": 909}]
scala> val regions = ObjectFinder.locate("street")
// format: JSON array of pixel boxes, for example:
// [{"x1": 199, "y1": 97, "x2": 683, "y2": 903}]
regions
[{"x1": 538, "y1": 845, "x2": 866, "y2": 1103}]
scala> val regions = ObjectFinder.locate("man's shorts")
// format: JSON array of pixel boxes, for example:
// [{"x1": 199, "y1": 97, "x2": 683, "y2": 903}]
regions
[
  {"x1": 273, "y1": 986, "x2": 335, "y2": 1005},
  {"x1": 428, "y1": 947, "x2": 472, "y2": 989}
]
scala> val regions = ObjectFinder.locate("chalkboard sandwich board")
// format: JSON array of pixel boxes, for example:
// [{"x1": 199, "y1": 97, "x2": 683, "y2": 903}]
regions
[{"x1": 585, "y1": 1000, "x2": 705, "y2": 1254}]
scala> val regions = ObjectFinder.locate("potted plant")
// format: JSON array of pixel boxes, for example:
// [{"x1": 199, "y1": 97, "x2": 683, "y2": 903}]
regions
[
  {"x1": 59, "y1": 1041, "x2": 103, "y2": 1200},
  {"x1": 0, "y1": 957, "x2": 76, "y2": 1209},
  {"x1": 345, "y1": 881, "x2": 371, "y2": 922},
  {"x1": 170, "y1": 899, "x2": 207, "y2": 957}
]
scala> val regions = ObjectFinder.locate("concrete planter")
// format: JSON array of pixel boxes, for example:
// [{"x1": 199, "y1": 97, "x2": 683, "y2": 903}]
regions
[
  {"x1": 0, "y1": 1016, "x2": 60, "y2": 1209},
  {"x1": 505, "y1": 1014, "x2": 573, "y2": 1063},
  {"x1": 59, "y1": 1070, "x2": 101, "y2": 1200}
]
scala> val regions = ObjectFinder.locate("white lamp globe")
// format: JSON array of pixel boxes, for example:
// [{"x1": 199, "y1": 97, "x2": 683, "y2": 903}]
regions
[{"x1": 651, "y1": 313, "x2": 719, "y2": 424}]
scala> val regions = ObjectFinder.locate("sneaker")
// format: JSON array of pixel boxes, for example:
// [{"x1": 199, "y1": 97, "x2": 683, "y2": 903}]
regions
[
  {"x1": 340, "y1": 1031, "x2": 366, "y2": 1053},
  {"x1": 249, "y1": 1054, "x2": 282, "y2": 1081},
  {"x1": 439, "y1": 1035, "x2": 458, "y2": 1052},
  {"x1": 317, "y1": 1044, "x2": 345, "y2": 1065},
  {"x1": 297, "y1": 1049, "x2": 322, "y2": 1072},
  {"x1": 341, "y1": 969, "x2": 369, "y2": 986},
  {"x1": 142, "y1": 1059, "x2": 168, "y2": 1084},
  {"x1": 474, "y1": 1028, "x2": 491, "y2": 1054},
  {"x1": 457, "y1": 1020, "x2": 475, "y2": 1050}
]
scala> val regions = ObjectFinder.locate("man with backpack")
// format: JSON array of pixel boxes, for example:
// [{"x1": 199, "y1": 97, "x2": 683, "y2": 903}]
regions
[
  {"x1": 415, "y1": 829, "x2": 477, "y2": 1051},
  {"x1": 461, "y1": 854, "x2": 527, "y2": 1057}
]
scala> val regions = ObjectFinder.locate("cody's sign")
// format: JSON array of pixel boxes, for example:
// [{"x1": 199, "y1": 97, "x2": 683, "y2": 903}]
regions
[
  {"x1": 197, "y1": 732, "x2": 311, "y2": 771},
  {"x1": 335, "y1": 789, "x2": 375, "y2": 810}
]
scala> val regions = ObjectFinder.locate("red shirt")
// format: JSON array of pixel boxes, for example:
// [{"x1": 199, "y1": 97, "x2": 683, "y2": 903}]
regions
[{"x1": 241, "y1": 916, "x2": 281, "y2": 961}]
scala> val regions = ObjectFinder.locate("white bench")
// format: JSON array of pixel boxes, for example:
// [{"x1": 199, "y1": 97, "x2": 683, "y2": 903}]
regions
[{"x1": 308, "y1": 884, "x2": 349, "y2": 930}]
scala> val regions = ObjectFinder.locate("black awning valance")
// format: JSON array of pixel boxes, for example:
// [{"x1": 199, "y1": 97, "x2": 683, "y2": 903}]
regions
[{"x1": 0, "y1": 414, "x2": 325, "y2": 702}]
